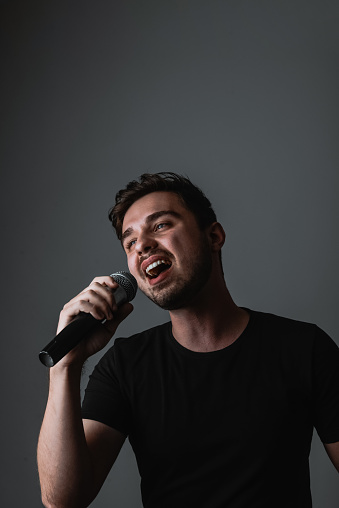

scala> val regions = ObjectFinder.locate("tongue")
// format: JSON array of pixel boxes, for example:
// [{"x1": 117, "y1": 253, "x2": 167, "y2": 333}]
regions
[{"x1": 149, "y1": 263, "x2": 170, "y2": 278}]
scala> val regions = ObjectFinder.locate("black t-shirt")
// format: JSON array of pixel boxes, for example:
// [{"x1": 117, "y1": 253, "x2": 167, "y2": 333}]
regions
[{"x1": 81, "y1": 309, "x2": 339, "y2": 507}]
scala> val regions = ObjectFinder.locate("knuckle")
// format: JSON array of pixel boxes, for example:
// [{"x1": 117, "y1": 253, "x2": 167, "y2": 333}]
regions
[{"x1": 79, "y1": 298, "x2": 90, "y2": 307}]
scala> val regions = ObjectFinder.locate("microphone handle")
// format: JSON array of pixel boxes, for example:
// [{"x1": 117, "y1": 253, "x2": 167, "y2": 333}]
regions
[
  {"x1": 39, "y1": 284, "x2": 128, "y2": 368},
  {"x1": 39, "y1": 314, "x2": 102, "y2": 367}
]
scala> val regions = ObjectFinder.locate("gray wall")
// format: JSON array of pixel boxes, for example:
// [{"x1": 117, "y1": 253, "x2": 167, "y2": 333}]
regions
[{"x1": 1, "y1": 1, "x2": 338, "y2": 506}]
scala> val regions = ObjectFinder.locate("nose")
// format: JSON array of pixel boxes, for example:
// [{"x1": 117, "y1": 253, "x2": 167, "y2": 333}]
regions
[{"x1": 135, "y1": 231, "x2": 158, "y2": 255}]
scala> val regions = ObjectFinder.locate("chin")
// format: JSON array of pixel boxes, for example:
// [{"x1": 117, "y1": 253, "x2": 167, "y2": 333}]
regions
[{"x1": 143, "y1": 280, "x2": 202, "y2": 311}]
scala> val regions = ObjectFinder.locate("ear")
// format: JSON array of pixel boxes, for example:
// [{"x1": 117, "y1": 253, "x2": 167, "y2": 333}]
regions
[{"x1": 207, "y1": 222, "x2": 226, "y2": 252}]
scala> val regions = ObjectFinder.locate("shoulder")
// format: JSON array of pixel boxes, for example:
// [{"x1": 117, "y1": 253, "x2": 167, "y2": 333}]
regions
[
  {"x1": 247, "y1": 309, "x2": 338, "y2": 389},
  {"x1": 248, "y1": 308, "x2": 337, "y2": 358},
  {"x1": 250, "y1": 308, "x2": 322, "y2": 340},
  {"x1": 96, "y1": 321, "x2": 172, "y2": 374}
]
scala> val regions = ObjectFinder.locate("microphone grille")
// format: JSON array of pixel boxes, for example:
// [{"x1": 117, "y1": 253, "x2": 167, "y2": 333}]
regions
[{"x1": 110, "y1": 271, "x2": 138, "y2": 302}]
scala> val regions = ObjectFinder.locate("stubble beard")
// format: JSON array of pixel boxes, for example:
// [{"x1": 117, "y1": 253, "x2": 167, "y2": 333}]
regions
[{"x1": 141, "y1": 238, "x2": 213, "y2": 311}]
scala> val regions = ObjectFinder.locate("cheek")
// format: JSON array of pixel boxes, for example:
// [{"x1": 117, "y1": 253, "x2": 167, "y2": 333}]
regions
[
  {"x1": 126, "y1": 255, "x2": 136, "y2": 274},
  {"x1": 170, "y1": 235, "x2": 191, "y2": 256},
  {"x1": 127, "y1": 256, "x2": 144, "y2": 282}
]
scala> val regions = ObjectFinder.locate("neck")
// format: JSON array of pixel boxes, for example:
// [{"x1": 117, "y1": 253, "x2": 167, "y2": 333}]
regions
[{"x1": 169, "y1": 275, "x2": 249, "y2": 353}]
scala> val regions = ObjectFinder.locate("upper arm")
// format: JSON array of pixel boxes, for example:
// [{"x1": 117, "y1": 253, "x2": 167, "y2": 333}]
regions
[
  {"x1": 83, "y1": 418, "x2": 127, "y2": 497},
  {"x1": 324, "y1": 441, "x2": 339, "y2": 473}
]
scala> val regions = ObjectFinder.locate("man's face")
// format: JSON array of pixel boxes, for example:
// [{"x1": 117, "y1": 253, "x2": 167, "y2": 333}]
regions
[{"x1": 121, "y1": 191, "x2": 213, "y2": 310}]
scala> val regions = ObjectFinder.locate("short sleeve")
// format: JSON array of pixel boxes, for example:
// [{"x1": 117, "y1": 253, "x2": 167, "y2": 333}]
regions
[
  {"x1": 312, "y1": 326, "x2": 339, "y2": 444},
  {"x1": 81, "y1": 345, "x2": 131, "y2": 435}
]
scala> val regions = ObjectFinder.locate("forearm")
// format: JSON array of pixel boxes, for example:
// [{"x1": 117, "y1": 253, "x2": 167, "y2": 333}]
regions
[
  {"x1": 37, "y1": 365, "x2": 95, "y2": 508},
  {"x1": 38, "y1": 276, "x2": 133, "y2": 507}
]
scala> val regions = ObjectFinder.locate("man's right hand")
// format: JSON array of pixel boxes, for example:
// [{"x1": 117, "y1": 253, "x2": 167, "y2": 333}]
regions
[
  {"x1": 38, "y1": 275, "x2": 132, "y2": 507},
  {"x1": 54, "y1": 275, "x2": 133, "y2": 368}
]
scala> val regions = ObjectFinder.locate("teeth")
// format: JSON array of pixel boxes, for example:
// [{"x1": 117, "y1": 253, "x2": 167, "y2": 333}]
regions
[{"x1": 145, "y1": 259, "x2": 171, "y2": 276}]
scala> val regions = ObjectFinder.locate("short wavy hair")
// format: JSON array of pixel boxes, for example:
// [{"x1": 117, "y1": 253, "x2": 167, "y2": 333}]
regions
[{"x1": 109, "y1": 172, "x2": 217, "y2": 240}]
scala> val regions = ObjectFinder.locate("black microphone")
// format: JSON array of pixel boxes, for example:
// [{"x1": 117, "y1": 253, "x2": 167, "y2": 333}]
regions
[{"x1": 39, "y1": 271, "x2": 137, "y2": 368}]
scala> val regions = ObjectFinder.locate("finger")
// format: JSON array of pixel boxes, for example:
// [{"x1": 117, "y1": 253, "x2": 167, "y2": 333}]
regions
[
  {"x1": 90, "y1": 276, "x2": 119, "y2": 289},
  {"x1": 66, "y1": 299, "x2": 109, "y2": 321},
  {"x1": 103, "y1": 302, "x2": 134, "y2": 334},
  {"x1": 79, "y1": 282, "x2": 119, "y2": 312},
  {"x1": 63, "y1": 290, "x2": 114, "y2": 321},
  {"x1": 57, "y1": 298, "x2": 106, "y2": 334},
  {"x1": 58, "y1": 276, "x2": 123, "y2": 334}
]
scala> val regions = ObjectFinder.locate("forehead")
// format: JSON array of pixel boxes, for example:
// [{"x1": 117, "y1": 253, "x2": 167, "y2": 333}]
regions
[{"x1": 122, "y1": 191, "x2": 189, "y2": 230}]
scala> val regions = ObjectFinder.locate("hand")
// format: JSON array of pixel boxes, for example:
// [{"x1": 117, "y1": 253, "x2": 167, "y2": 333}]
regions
[{"x1": 54, "y1": 276, "x2": 133, "y2": 368}]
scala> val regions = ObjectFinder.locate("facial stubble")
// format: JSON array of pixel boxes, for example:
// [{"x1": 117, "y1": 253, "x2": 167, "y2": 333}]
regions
[{"x1": 141, "y1": 235, "x2": 213, "y2": 311}]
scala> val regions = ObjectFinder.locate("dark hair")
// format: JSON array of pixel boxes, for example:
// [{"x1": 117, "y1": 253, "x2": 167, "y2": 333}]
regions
[{"x1": 109, "y1": 172, "x2": 217, "y2": 240}]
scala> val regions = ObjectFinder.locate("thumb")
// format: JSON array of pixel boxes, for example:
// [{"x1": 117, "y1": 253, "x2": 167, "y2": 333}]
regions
[
  {"x1": 104, "y1": 302, "x2": 134, "y2": 334},
  {"x1": 115, "y1": 302, "x2": 134, "y2": 324}
]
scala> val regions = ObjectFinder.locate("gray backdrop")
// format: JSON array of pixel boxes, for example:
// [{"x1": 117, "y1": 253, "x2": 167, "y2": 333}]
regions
[{"x1": 1, "y1": 1, "x2": 338, "y2": 506}]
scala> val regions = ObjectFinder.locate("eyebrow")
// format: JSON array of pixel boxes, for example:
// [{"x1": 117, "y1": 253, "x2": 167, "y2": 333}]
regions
[{"x1": 121, "y1": 210, "x2": 182, "y2": 245}]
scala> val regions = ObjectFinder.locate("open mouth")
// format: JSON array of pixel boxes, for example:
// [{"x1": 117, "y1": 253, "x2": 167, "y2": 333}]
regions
[{"x1": 145, "y1": 259, "x2": 172, "y2": 279}]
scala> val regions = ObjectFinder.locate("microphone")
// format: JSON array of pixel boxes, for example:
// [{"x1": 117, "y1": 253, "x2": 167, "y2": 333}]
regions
[{"x1": 39, "y1": 271, "x2": 137, "y2": 367}]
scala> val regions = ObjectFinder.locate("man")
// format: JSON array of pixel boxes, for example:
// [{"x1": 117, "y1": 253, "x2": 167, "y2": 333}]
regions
[{"x1": 38, "y1": 172, "x2": 339, "y2": 508}]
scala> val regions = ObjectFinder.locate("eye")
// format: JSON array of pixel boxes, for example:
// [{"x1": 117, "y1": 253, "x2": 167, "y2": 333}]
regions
[
  {"x1": 125, "y1": 238, "x2": 136, "y2": 250},
  {"x1": 155, "y1": 222, "x2": 168, "y2": 231}
]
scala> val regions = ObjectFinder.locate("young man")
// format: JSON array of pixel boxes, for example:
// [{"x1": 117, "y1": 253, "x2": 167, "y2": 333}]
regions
[{"x1": 38, "y1": 173, "x2": 339, "y2": 508}]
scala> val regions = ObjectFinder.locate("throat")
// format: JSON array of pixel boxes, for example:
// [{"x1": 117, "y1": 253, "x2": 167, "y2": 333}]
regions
[{"x1": 170, "y1": 305, "x2": 250, "y2": 352}]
